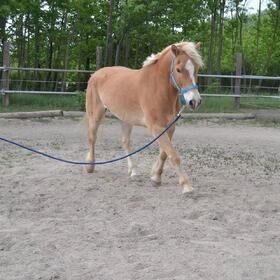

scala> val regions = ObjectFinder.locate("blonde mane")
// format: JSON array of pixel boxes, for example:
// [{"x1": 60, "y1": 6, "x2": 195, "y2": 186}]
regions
[{"x1": 142, "y1": 42, "x2": 203, "y2": 68}]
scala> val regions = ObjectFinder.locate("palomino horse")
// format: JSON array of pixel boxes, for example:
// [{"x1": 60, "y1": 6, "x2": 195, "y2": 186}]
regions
[{"x1": 85, "y1": 42, "x2": 203, "y2": 193}]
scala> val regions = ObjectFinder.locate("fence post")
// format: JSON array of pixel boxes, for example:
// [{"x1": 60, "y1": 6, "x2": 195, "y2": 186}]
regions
[
  {"x1": 1, "y1": 41, "x2": 10, "y2": 107},
  {"x1": 96, "y1": 47, "x2": 103, "y2": 70},
  {"x1": 234, "y1": 53, "x2": 242, "y2": 109}
]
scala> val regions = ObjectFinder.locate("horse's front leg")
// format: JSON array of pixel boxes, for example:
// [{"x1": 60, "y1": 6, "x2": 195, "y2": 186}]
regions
[
  {"x1": 150, "y1": 125, "x2": 193, "y2": 193},
  {"x1": 121, "y1": 122, "x2": 137, "y2": 177},
  {"x1": 150, "y1": 125, "x2": 175, "y2": 185}
]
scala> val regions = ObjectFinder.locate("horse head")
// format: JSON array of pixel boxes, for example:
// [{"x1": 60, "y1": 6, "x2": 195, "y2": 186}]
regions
[{"x1": 170, "y1": 42, "x2": 203, "y2": 111}]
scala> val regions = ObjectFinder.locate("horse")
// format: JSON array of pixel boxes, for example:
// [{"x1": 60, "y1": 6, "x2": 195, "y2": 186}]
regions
[{"x1": 85, "y1": 41, "x2": 203, "y2": 193}]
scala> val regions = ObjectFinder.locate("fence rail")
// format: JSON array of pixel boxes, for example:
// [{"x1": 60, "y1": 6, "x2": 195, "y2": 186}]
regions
[
  {"x1": 1, "y1": 90, "x2": 78, "y2": 95},
  {"x1": 0, "y1": 65, "x2": 93, "y2": 73},
  {"x1": 1, "y1": 65, "x2": 280, "y2": 80},
  {"x1": 1, "y1": 66, "x2": 280, "y2": 102},
  {"x1": 198, "y1": 74, "x2": 280, "y2": 81},
  {"x1": 1, "y1": 43, "x2": 280, "y2": 108},
  {"x1": 201, "y1": 94, "x2": 280, "y2": 99}
]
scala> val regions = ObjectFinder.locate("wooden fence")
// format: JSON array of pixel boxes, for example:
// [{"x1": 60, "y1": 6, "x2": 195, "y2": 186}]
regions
[{"x1": 1, "y1": 41, "x2": 279, "y2": 108}]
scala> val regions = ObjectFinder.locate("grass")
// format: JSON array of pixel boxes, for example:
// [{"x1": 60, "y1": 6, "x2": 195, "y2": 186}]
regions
[
  {"x1": 193, "y1": 96, "x2": 280, "y2": 113},
  {"x1": 0, "y1": 93, "x2": 279, "y2": 113},
  {"x1": 240, "y1": 98, "x2": 280, "y2": 110},
  {"x1": 197, "y1": 96, "x2": 237, "y2": 113},
  {"x1": 0, "y1": 94, "x2": 81, "y2": 113}
]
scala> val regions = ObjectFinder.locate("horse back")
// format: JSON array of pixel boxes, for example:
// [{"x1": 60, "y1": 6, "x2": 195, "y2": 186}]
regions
[{"x1": 87, "y1": 66, "x2": 146, "y2": 125}]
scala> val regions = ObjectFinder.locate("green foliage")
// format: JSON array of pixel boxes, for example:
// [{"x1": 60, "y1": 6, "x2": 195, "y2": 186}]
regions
[
  {"x1": 0, "y1": 94, "x2": 80, "y2": 112},
  {"x1": 1, "y1": 94, "x2": 278, "y2": 113},
  {"x1": 197, "y1": 97, "x2": 238, "y2": 113},
  {"x1": 77, "y1": 91, "x2": 86, "y2": 112},
  {"x1": 205, "y1": 81, "x2": 221, "y2": 93},
  {"x1": 0, "y1": 0, "x2": 279, "y2": 85}
]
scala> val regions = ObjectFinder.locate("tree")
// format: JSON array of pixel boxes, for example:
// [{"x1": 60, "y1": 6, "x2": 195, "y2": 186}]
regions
[
  {"x1": 105, "y1": 0, "x2": 114, "y2": 66},
  {"x1": 0, "y1": 0, "x2": 279, "y2": 94}
]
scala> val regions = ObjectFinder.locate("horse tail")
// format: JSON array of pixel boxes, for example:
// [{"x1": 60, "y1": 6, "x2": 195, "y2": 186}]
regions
[
  {"x1": 85, "y1": 74, "x2": 105, "y2": 123},
  {"x1": 86, "y1": 74, "x2": 95, "y2": 115}
]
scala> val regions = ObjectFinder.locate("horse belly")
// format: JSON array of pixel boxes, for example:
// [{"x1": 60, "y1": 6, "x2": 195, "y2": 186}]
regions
[
  {"x1": 94, "y1": 67, "x2": 146, "y2": 126},
  {"x1": 99, "y1": 88, "x2": 145, "y2": 126}
]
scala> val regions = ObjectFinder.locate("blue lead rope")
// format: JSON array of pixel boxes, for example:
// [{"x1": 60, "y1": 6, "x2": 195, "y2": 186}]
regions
[{"x1": 0, "y1": 112, "x2": 182, "y2": 166}]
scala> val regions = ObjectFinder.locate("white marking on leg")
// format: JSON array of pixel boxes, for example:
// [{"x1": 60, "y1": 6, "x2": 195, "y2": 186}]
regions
[
  {"x1": 128, "y1": 157, "x2": 137, "y2": 177},
  {"x1": 182, "y1": 185, "x2": 194, "y2": 194},
  {"x1": 121, "y1": 123, "x2": 137, "y2": 177}
]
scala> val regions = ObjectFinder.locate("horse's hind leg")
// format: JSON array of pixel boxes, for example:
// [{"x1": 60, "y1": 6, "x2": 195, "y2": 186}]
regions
[
  {"x1": 121, "y1": 122, "x2": 137, "y2": 177},
  {"x1": 85, "y1": 105, "x2": 105, "y2": 173},
  {"x1": 85, "y1": 79, "x2": 105, "y2": 173}
]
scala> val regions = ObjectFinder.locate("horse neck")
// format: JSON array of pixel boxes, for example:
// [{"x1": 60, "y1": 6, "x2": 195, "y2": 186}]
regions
[
  {"x1": 140, "y1": 49, "x2": 179, "y2": 107},
  {"x1": 140, "y1": 50, "x2": 179, "y2": 114},
  {"x1": 155, "y1": 50, "x2": 178, "y2": 97}
]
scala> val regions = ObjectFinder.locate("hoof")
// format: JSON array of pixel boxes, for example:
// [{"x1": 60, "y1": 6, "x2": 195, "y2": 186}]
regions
[
  {"x1": 86, "y1": 153, "x2": 95, "y2": 173},
  {"x1": 151, "y1": 180, "x2": 161, "y2": 188},
  {"x1": 130, "y1": 174, "x2": 140, "y2": 182},
  {"x1": 129, "y1": 170, "x2": 139, "y2": 182},
  {"x1": 151, "y1": 175, "x2": 161, "y2": 187},
  {"x1": 86, "y1": 165, "x2": 95, "y2": 173},
  {"x1": 182, "y1": 185, "x2": 194, "y2": 194},
  {"x1": 129, "y1": 169, "x2": 138, "y2": 178}
]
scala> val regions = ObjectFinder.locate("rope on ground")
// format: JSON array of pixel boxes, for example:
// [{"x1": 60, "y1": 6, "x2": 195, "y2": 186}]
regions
[{"x1": 0, "y1": 113, "x2": 182, "y2": 165}]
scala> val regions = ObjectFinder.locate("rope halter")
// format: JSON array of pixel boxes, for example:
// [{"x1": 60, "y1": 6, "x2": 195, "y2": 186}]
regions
[{"x1": 170, "y1": 54, "x2": 198, "y2": 106}]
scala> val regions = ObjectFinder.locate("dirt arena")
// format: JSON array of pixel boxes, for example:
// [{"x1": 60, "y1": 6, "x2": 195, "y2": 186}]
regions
[{"x1": 0, "y1": 116, "x2": 280, "y2": 280}]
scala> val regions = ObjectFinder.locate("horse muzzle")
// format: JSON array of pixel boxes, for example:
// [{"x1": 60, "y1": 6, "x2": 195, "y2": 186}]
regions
[{"x1": 189, "y1": 98, "x2": 202, "y2": 110}]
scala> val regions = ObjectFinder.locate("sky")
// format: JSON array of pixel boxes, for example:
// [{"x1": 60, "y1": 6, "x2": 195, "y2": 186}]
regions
[{"x1": 246, "y1": 0, "x2": 269, "y2": 14}]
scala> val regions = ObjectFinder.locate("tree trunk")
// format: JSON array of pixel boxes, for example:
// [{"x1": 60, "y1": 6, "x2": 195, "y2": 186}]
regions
[
  {"x1": 0, "y1": 16, "x2": 6, "y2": 42},
  {"x1": 105, "y1": 0, "x2": 114, "y2": 66},
  {"x1": 260, "y1": 0, "x2": 279, "y2": 86},
  {"x1": 17, "y1": 15, "x2": 25, "y2": 91},
  {"x1": 34, "y1": 20, "x2": 41, "y2": 90},
  {"x1": 255, "y1": 0, "x2": 262, "y2": 67},
  {"x1": 0, "y1": 16, "x2": 7, "y2": 64},
  {"x1": 216, "y1": 0, "x2": 225, "y2": 75},
  {"x1": 249, "y1": 0, "x2": 262, "y2": 90},
  {"x1": 207, "y1": 10, "x2": 216, "y2": 75},
  {"x1": 232, "y1": 1, "x2": 240, "y2": 55},
  {"x1": 134, "y1": 42, "x2": 139, "y2": 68},
  {"x1": 46, "y1": 3, "x2": 56, "y2": 90},
  {"x1": 235, "y1": 0, "x2": 244, "y2": 52},
  {"x1": 26, "y1": 13, "x2": 32, "y2": 90},
  {"x1": 115, "y1": 41, "x2": 121, "y2": 66},
  {"x1": 124, "y1": 34, "x2": 129, "y2": 67},
  {"x1": 207, "y1": 0, "x2": 218, "y2": 87},
  {"x1": 61, "y1": 10, "x2": 69, "y2": 92}
]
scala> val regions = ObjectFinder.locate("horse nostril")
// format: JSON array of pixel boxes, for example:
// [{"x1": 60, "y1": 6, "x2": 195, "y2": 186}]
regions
[
  {"x1": 198, "y1": 99, "x2": 202, "y2": 106},
  {"x1": 189, "y1": 100, "x2": 195, "y2": 107}
]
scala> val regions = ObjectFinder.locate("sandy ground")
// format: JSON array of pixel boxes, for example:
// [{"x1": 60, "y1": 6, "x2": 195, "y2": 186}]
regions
[{"x1": 0, "y1": 117, "x2": 280, "y2": 280}]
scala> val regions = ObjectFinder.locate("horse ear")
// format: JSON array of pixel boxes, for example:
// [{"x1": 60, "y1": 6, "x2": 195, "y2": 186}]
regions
[
  {"x1": 195, "y1": 42, "x2": 201, "y2": 49},
  {"x1": 171, "y1": 45, "x2": 180, "y2": 56}
]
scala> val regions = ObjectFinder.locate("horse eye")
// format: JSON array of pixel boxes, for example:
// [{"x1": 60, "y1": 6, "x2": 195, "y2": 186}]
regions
[{"x1": 176, "y1": 68, "x2": 181, "y2": 73}]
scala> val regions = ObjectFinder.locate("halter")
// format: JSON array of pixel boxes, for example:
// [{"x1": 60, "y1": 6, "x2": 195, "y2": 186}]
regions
[{"x1": 170, "y1": 54, "x2": 198, "y2": 105}]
